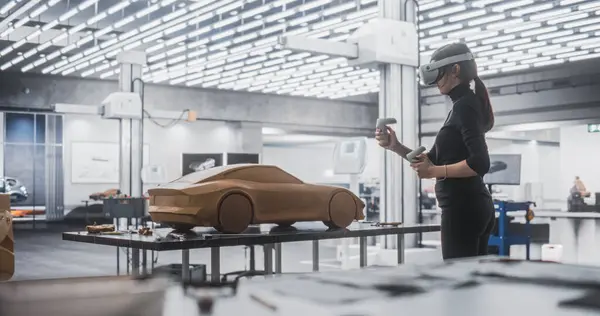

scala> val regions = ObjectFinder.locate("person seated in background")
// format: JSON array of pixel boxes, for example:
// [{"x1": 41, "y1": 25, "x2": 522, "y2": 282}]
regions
[{"x1": 574, "y1": 176, "x2": 591, "y2": 198}]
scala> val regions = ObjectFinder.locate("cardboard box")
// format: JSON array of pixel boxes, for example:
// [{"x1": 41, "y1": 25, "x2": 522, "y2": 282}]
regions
[{"x1": 0, "y1": 194, "x2": 14, "y2": 281}]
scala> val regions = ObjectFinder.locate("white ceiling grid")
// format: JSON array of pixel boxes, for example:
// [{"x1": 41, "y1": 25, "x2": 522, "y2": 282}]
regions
[{"x1": 0, "y1": 0, "x2": 599, "y2": 99}]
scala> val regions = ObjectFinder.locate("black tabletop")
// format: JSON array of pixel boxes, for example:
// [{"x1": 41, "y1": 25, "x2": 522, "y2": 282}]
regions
[{"x1": 62, "y1": 222, "x2": 441, "y2": 251}]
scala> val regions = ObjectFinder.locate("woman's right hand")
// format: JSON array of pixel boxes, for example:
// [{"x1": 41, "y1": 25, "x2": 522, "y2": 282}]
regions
[{"x1": 375, "y1": 126, "x2": 399, "y2": 150}]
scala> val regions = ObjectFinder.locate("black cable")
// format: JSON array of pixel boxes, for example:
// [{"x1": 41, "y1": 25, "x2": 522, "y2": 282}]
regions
[
  {"x1": 131, "y1": 77, "x2": 189, "y2": 128},
  {"x1": 144, "y1": 108, "x2": 189, "y2": 128}
]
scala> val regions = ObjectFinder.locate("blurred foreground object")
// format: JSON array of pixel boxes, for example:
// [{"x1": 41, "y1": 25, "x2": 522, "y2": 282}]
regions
[{"x1": 0, "y1": 194, "x2": 14, "y2": 281}]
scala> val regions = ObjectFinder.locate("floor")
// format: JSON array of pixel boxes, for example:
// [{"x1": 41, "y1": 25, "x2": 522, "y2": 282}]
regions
[{"x1": 12, "y1": 228, "x2": 342, "y2": 281}]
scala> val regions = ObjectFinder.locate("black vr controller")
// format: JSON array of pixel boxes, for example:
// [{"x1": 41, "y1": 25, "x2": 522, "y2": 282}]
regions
[{"x1": 376, "y1": 117, "x2": 426, "y2": 163}]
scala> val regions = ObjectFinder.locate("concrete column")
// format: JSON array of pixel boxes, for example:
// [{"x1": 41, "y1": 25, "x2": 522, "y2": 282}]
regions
[
  {"x1": 117, "y1": 51, "x2": 146, "y2": 197},
  {"x1": 379, "y1": 0, "x2": 419, "y2": 249}
]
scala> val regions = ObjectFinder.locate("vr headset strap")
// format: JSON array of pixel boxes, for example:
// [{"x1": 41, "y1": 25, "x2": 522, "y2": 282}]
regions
[{"x1": 426, "y1": 52, "x2": 474, "y2": 71}]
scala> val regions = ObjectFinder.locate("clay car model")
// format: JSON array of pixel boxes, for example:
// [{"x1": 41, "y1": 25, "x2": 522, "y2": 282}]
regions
[{"x1": 148, "y1": 164, "x2": 365, "y2": 233}]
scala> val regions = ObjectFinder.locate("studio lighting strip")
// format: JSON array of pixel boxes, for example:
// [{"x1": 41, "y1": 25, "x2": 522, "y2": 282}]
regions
[
  {"x1": 418, "y1": 0, "x2": 600, "y2": 77},
  {"x1": 0, "y1": 0, "x2": 599, "y2": 99}
]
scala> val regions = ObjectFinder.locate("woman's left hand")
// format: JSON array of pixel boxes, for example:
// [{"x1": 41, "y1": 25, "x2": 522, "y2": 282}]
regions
[{"x1": 410, "y1": 154, "x2": 437, "y2": 179}]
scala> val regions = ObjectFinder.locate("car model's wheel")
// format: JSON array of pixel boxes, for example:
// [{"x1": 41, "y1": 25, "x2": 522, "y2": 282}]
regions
[
  {"x1": 168, "y1": 224, "x2": 195, "y2": 231},
  {"x1": 215, "y1": 193, "x2": 253, "y2": 234},
  {"x1": 326, "y1": 192, "x2": 356, "y2": 229}
]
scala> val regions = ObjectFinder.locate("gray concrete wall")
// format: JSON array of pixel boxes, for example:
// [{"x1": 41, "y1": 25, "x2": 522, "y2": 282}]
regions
[
  {"x1": 0, "y1": 72, "x2": 377, "y2": 136},
  {"x1": 420, "y1": 59, "x2": 600, "y2": 135}
]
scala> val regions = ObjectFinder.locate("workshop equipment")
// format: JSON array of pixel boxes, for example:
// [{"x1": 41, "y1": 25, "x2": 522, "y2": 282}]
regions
[
  {"x1": 488, "y1": 201, "x2": 534, "y2": 259},
  {"x1": 541, "y1": 244, "x2": 563, "y2": 262}
]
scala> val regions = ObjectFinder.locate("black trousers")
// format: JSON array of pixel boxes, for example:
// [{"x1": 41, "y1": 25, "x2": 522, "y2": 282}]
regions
[{"x1": 440, "y1": 198, "x2": 495, "y2": 260}]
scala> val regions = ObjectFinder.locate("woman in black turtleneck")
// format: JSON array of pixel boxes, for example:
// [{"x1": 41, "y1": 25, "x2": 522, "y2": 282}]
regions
[{"x1": 376, "y1": 43, "x2": 495, "y2": 260}]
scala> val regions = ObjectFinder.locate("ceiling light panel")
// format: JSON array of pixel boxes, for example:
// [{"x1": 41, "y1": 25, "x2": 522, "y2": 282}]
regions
[
  {"x1": 418, "y1": 0, "x2": 600, "y2": 82},
  {"x1": 2, "y1": 0, "x2": 599, "y2": 99}
]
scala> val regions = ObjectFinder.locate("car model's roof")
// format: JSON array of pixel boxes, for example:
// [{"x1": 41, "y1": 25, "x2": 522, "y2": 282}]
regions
[{"x1": 173, "y1": 164, "x2": 280, "y2": 184}]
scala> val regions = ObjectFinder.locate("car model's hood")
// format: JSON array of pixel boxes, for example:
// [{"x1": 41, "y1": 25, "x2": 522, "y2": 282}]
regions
[{"x1": 148, "y1": 180, "x2": 234, "y2": 196}]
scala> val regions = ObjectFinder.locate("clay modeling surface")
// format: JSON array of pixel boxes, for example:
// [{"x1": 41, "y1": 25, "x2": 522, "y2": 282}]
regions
[
  {"x1": 148, "y1": 164, "x2": 365, "y2": 233},
  {"x1": 0, "y1": 194, "x2": 14, "y2": 281},
  {"x1": 86, "y1": 224, "x2": 116, "y2": 234},
  {"x1": 89, "y1": 188, "x2": 120, "y2": 200}
]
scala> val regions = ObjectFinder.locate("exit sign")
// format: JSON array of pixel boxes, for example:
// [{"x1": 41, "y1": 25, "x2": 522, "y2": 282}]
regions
[{"x1": 589, "y1": 124, "x2": 600, "y2": 133}]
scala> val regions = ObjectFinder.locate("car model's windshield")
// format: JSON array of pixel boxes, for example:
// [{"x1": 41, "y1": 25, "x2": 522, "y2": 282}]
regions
[{"x1": 171, "y1": 164, "x2": 256, "y2": 184}]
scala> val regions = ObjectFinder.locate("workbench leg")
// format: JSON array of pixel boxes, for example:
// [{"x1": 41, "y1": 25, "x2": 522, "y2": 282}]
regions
[
  {"x1": 116, "y1": 247, "x2": 120, "y2": 276},
  {"x1": 397, "y1": 234, "x2": 405, "y2": 264},
  {"x1": 210, "y1": 247, "x2": 220, "y2": 282},
  {"x1": 151, "y1": 251, "x2": 155, "y2": 271},
  {"x1": 126, "y1": 248, "x2": 130, "y2": 275},
  {"x1": 131, "y1": 248, "x2": 140, "y2": 276},
  {"x1": 274, "y1": 243, "x2": 282, "y2": 274},
  {"x1": 142, "y1": 250, "x2": 148, "y2": 275},
  {"x1": 359, "y1": 236, "x2": 367, "y2": 268},
  {"x1": 182, "y1": 249, "x2": 190, "y2": 282},
  {"x1": 249, "y1": 246, "x2": 256, "y2": 271},
  {"x1": 312, "y1": 240, "x2": 319, "y2": 272},
  {"x1": 115, "y1": 217, "x2": 120, "y2": 276},
  {"x1": 264, "y1": 243, "x2": 274, "y2": 276}
]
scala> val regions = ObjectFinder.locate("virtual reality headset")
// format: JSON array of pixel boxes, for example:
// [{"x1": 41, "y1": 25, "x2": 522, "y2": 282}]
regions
[{"x1": 418, "y1": 52, "x2": 475, "y2": 86}]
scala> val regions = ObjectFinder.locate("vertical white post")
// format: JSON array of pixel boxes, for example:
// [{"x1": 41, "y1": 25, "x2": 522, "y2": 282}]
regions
[
  {"x1": 117, "y1": 51, "x2": 146, "y2": 198},
  {"x1": 379, "y1": 0, "x2": 419, "y2": 249}
]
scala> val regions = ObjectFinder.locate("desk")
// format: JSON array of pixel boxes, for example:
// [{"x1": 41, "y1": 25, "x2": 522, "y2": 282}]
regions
[
  {"x1": 530, "y1": 211, "x2": 600, "y2": 265},
  {"x1": 63, "y1": 222, "x2": 440, "y2": 281}
]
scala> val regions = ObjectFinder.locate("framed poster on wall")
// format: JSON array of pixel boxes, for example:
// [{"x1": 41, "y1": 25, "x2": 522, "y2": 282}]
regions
[
  {"x1": 71, "y1": 142, "x2": 150, "y2": 183},
  {"x1": 226, "y1": 153, "x2": 260, "y2": 165},
  {"x1": 181, "y1": 153, "x2": 224, "y2": 176}
]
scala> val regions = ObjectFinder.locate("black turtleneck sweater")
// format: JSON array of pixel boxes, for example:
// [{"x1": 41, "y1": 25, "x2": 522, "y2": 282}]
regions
[{"x1": 427, "y1": 83, "x2": 492, "y2": 207}]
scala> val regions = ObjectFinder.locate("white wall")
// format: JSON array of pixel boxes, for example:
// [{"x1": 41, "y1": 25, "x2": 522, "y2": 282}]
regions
[
  {"x1": 560, "y1": 125, "x2": 600, "y2": 197},
  {"x1": 263, "y1": 135, "x2": 561, "y2": 206},
  {"x1": 63, "y1": 115, "x2": 262, "y2": 208},
  {"x1": 262, "y1": 139, "x2": 381, "y2": 185}
]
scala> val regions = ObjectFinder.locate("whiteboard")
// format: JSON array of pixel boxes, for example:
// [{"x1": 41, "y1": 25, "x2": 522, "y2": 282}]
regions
[{"x1": 71, "y1": 142, "x2": 150, "y2": 184}]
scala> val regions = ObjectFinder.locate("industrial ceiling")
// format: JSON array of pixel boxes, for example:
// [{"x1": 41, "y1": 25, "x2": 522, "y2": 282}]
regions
[{"x1": 0, "y1": 0, "x2": 599, "y2": 99}]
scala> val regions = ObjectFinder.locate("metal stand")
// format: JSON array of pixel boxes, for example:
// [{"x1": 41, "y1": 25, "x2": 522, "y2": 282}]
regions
[
  {"x1": 115, "y1": 51, "x2": 146, "y2": 276},
  {"x1": 379, "y1": 0, "x2": 419, "y2": 251},
  {"x1": 488, "y1": 201, "x2": 532, "y2": 259}
]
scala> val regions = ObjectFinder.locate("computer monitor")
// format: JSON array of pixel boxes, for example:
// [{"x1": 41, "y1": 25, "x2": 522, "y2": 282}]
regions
[{"x1": 483, "y1": 154, "x2": 522, "y2": 185}]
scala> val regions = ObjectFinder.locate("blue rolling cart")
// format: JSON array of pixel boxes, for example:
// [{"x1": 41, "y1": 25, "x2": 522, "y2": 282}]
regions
[{"x1": 488, "y1": 200, "x2": 535, "y2": 260}]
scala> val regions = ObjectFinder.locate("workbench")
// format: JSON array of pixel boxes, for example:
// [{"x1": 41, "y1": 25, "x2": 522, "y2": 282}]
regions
[
  {"x1": 3, "y1": 256, "x2": 600, "y2": 316},
  {"x1": 529, "y1": 210, "x2": 600, "y2": 265},
  {"x1": 62, "y1": 222, "x2": 440, "y2": 282}
]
